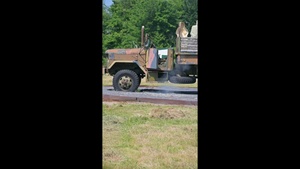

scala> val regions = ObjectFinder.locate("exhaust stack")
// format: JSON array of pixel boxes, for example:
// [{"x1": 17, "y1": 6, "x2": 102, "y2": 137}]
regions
[{"x1": 141, "y1": 26, "x2": 144, "y2": 47}]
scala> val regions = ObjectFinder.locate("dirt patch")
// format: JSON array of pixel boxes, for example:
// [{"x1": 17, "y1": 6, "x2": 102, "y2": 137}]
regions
[
  {"x1": 103, "y1": 101, "x2": 118, "y2": 106},
  {"x1": 149, "y1": 108, "x2": 185, "y2": 119},
  {"x1": 103, "y1": 149, "x2": 123, "y2": 162}
]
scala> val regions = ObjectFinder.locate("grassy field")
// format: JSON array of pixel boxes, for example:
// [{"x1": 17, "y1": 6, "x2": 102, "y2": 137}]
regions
[
  {"x1": 102, "y1": 73, "x2": 198, "y2": 88},
  {"x1": 102, "y1": 102, "x2": 198, "y2": 169}
]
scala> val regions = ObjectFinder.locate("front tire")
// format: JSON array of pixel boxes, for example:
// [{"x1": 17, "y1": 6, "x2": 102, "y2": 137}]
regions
[{"x1": 113, "y1": 69, "x2": 140, "y2": 92}]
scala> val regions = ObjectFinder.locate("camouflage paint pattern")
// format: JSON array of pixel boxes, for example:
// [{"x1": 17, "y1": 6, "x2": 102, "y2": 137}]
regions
[
  {"x1": 146, "y1": 48, "x2": 158, "y2": 69},
  {"x1": 105, "y1": 48, "x2": 146, "y2": 68},
  {"x1": 177, "y1": 54, "x2": 198, "y2": 64}
]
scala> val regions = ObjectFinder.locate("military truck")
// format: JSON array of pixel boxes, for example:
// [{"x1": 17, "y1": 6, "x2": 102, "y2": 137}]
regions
[{"x1": 104, "y1": 21, "x2": 198, "y2": 92}]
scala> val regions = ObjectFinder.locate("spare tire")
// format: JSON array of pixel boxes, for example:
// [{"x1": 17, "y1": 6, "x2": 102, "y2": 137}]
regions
[{"x1": 169, "y1": 76, "x2": 196, "y2": 84}]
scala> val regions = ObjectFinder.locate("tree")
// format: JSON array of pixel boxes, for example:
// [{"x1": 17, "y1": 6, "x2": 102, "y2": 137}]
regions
[
  {"x1": 102, "y1": 0, "x2": 198, "y2": 65},
  {"x1": 182, "y1": 0, "x2": 198, "y2": 31}
]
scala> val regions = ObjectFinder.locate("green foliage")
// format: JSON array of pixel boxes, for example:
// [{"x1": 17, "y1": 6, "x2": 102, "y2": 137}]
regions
[
  {"x1": 102, "y1": 0, "x2": 198, "y2": 65},
  {"x1": 182, "y1": 0, "x2": 198, "y2": 31},
  {"x1": 102, "y1": 57, "x2": 108, "y2": 67}
]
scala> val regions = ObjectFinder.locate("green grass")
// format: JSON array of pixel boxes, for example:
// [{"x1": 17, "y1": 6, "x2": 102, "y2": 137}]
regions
[
  {"x1": 102, "y1": 73, "x2": 198, "y2": 88},
  {"x1": 103, "y1": 102, "x2": 198, "y2": 169}
]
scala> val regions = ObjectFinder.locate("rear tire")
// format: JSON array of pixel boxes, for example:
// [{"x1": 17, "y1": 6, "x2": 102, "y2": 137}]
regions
[{"x1": 113, "y1": 69, "x2": 140, "y2": 92}]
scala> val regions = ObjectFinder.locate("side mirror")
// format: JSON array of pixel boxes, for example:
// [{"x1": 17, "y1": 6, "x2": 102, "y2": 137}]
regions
[{"x1": 144, "y1": 34, "x2": 150, "y2": 48}]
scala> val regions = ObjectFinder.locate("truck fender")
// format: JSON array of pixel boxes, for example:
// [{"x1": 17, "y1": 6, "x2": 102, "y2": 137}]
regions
[{"x1": 107, "y1": 61, "x2": 147, "y2": 75}]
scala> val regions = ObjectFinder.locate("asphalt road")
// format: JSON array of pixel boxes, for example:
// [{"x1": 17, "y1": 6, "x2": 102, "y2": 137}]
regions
[{"x1": 102, "y1": 86, "x2": 198, "y2": 105}]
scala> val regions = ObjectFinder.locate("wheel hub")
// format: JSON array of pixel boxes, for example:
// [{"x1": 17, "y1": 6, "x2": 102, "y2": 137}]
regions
[{"x1": 118, "y1": 76, "x2": 132, "y2": 90}]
